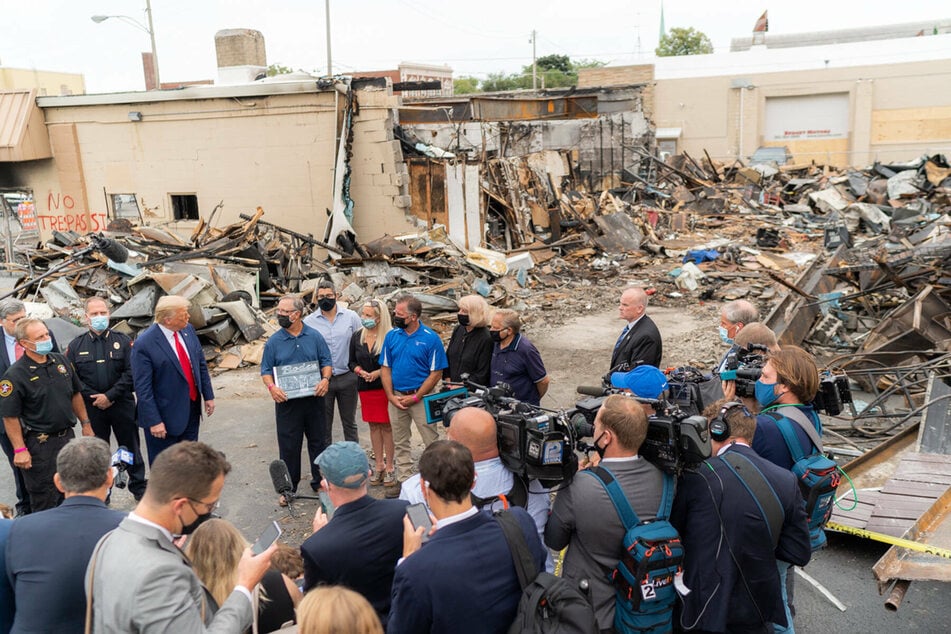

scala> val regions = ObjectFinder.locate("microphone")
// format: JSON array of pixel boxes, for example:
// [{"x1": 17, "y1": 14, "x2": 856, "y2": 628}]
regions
[
  {"x1": 269, "y1": 459, "x2": 320, "y2": 501},
  {"x1": 111, "y1": 446, "x2": 134, "y2": 490},
  {"x1": 577, "y1": 385, "x2": 608, "y2": 397},
  {"x1": 91, "y1": 234, "x2": 129, "y2": 263}
]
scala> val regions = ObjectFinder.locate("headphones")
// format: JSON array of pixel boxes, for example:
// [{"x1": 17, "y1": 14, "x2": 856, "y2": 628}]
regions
[{"x1": 710, "y1": 401, "x2": 751, "y2": 442}]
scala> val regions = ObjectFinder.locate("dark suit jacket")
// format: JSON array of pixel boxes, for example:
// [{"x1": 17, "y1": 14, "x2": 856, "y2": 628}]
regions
[
  {"x1": 671, "y1": 444, "x2": 811, "y2": 632},
  {"x1": 388, "y1": 508, "x2": 546, "y2": 634},
  {"x1": 301, "y1": 495, "x2": 408, "y2": 626},
  {"x1": 610, "y1": 315, "x2": 663, "y2": 371},
  {"x1": 0, "y1": 518, "x2": 13, "y2": 634},
  {"x1": 5, "y1": 496, "x2": 125, "y2": 634},
  {"x1": 132, "y1": 323, "x2": 214, "y2": 435}
]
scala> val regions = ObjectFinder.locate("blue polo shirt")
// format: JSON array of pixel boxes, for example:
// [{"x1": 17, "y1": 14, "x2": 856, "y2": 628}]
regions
[
  {"x1": 303, "y1": 307, "x2": 363, "y2": 376},
  {"x1": 380, "y1": 324, "x2": 448, "y2": 392},
  {"x1": 261, "y1": 325, "x2": 333, "y2": 377},
  {"x1": 490, "y1": 334, "x2": 547, "y2": 406}
]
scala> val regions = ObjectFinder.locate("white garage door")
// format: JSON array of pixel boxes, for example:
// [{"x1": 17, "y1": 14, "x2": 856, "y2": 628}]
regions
[{"x1": 764, "y1": 93, "x2": 849, "y2": 141}]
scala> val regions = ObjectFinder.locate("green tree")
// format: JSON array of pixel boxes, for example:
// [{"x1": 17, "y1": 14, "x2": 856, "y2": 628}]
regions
[
  {"x1": 535, "y1": 54, "x2": 571, "y2": 73},
  {"x1": 481, "y1": 71, "x2": 526, "y2": 92},
  {"x1": 266, "y1": 63, "x2": 293, "y2": 77},
  {"x1": 453, "y1": 76, "x2": 481, "y2": 94},
  {"x1": 655, "y1": 27, "x2": 714, "y2": 57}
]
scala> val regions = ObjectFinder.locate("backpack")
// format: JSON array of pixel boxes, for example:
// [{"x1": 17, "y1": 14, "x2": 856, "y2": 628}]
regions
[
  {"x1": 495, "y1": 510, "x2": 598, "y2": 634},
  {"x1": 769, "y1": 408, "x2": 840, "y2": 551},
  {"x1": 586, "y1": 467, "x2": 682, "y2": 634},
  {"x1": 472, "y1": 474, "x2": 529, "y2": 510}
]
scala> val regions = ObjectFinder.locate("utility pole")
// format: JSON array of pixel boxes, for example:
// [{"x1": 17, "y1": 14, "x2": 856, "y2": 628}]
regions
[
  {"x1": 531, "y1": 29, "x2": 537, "y2": 91},
  {"x1": 325, "y1": 0, "x2": 332, "y2": 76},
  {"x1": 144, "y1": 0, "x2": 160, "y2": 88}
]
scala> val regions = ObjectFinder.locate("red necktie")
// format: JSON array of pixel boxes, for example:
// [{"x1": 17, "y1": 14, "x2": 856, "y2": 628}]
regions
[
  {"x1": 14, "y1": 343, "x2": 24, "y2": 360},
  {"x1": 174, "y1": 332, "x2": 199, "y2": 401}
]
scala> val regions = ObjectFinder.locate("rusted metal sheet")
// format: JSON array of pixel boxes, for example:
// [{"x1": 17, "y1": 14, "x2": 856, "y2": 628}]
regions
[
  {"x1": 470, "y1": 96, "x2": 599, "y2": 121},
  {"x1": 407, "y1": 158, "x2": 448, "y2": 229},
  {"x1": 873, "y1": 482, "x2": 951, "y2": 587}
]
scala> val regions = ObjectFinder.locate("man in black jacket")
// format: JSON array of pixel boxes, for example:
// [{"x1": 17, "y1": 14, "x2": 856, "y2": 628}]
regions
[{"x1": 610, "y1": 287, "x2": 663, "y2": 372}]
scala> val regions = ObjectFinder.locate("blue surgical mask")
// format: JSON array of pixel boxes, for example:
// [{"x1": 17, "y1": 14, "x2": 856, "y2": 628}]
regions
[
  {"x1": 361, "y1": 318, "x2": 377, "y2": 329},
  {"x1": 755, "y1": 380, "x2": 778, "y2": 407},
  {"x1": 90, "y1": 316, "x2": 110, "y2": 332},
  {"x1": 33, "y1": 339, "x2": 53, "y2": 356},
  {"x1": 718, "y1": 326, "x2": 733, "y2": 345}
]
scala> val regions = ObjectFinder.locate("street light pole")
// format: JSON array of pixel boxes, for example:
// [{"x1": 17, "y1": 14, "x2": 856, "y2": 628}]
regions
[
  {"x1": 325, "y1": 0, "x2": 332, "y2": 77},
  {"x1": 145, "y1": 0, "x2": 160, "y2": 89}
]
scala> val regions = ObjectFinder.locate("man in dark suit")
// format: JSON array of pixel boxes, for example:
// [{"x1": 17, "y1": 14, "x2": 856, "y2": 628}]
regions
[
  {"x1": 300, "y1": 441, "x2": 408, "y2": 627},
  {"x1": 610, "y1": 286, "x2": 662, "y2": 372},
  {"x1": 671, "y1": 402, "x2": 811, "y2": 633},
  {"x1": 388, "y1": 440, "x2": 546, "y2": 634},
  {"x1": 0, "y1": 516, "x2": 13, "y2": 633},
  {"x1": 5, "y1": 437, "x2": 125, "y2": 633},
  {"x1": 132, "y1": 295, "x2": 215, "y2": 464}
]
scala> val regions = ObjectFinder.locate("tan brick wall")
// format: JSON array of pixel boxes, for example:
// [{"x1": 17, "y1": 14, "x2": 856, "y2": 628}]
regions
[
  {"x1": 214, "y1": 29, "x2": 267, "y2": 68},
  {"x1": 578, "y1": 65, "x2": 654, "y2": 88}
]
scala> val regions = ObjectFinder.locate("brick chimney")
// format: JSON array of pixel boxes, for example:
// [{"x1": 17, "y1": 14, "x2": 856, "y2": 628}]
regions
[{"x1": 214, "y1": 29, "x2": 267, "y2": 85}]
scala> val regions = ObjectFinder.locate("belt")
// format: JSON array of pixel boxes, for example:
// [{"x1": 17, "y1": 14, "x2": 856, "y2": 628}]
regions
[
  {"x1": 25, "y1": 428, "x2": 71, "y2": 442},
  {"x1": 393, "y1": 388, "x2": 421, "y2": 396}
]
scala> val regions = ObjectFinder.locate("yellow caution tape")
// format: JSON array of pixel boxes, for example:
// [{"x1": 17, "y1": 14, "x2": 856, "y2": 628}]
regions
[{"x1": 826, "y1": 521, "x2": 951, "y2": 560}]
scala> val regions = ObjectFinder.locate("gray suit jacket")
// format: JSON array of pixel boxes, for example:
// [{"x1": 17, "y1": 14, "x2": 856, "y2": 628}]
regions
[
  {"x1": 545, "y1": 457, "x2": 665, "y2": 630},
  {"x1": 86, "y1": 517, "x2": 252, "y2": 634}
]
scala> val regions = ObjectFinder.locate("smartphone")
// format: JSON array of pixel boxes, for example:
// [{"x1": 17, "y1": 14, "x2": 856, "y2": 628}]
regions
[
  {"x1": 406, "y1": 503, "x2": 433, "y2": 543},
  {"x1": 318, "y1": 490, "x2": 335, "y2": 520},
  {"x1": 251, "y1": 520, "x2": 282, "y2": 555}
]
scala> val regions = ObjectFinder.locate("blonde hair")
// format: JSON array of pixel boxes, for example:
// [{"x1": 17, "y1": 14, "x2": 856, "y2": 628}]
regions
[
  {"x1": 458, "y1": 295, "x2": 491, "y2": 328},
  {"x1": 359, "y1": 298, "x2": 392, "y2": 355},
  {"x1": 185, "y1": 519, "x2": 248, "y2": 608},
  {"x1": 154, "y1": 295, "x2": 190, "y2": 324},
  {"x1": 298, "y1": 586, "x2": 383, "y2": 634}
]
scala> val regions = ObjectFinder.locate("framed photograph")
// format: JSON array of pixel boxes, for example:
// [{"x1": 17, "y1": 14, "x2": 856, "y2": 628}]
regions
[{"x1": 274, "y1": 361, "x2": 323, "y2": 400}]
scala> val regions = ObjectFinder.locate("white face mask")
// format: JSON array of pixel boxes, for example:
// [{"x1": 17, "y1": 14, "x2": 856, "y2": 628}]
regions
[{"x1": 719, "y1": 325, "x2": 733, "y2": 345}]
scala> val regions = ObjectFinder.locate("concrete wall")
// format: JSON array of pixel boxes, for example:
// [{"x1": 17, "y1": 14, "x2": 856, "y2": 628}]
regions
[
  {"x1": 0, "y1": 68, "x2": 85, "y2": 96},
  {"x1": 9, "y1": 84, "x2": 416, "y2": 242},
  {"x1": 652, "y1": 58, "x2": 951, "y2": 166}
]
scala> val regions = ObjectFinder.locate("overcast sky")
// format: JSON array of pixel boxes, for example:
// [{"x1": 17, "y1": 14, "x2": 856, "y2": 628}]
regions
[{"x1": 1, "y1": 1, "x2": 948, "y2": 93}]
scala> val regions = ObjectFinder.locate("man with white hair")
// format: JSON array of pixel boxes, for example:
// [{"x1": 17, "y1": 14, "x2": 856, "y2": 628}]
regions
[{"x1": 610, "y1": 287, "x2": 662, "y2": 372}]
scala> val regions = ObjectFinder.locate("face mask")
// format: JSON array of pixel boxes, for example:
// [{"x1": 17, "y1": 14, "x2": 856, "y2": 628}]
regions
[
  {"x1": 490, "y1": 330, "x2": 503, "y2": 343},
  {"x1": 33, "y1": 339, "x2": 53, "y2": 355},
  {"x1": 457, "y1": 313, "x2": 470, "y2": 327},
  {"x1": 755, "y1": 380, "x2": 779, "y2": 408},
  {"x1": 361, "y1": 318, "x2": 377, "y2": 329},
  {"x1": 393, "y1": 316, "x2": 408, "y2": 330},
  {"x1": 178, "y1": 507, "x2": 214, "y2": 536},
  {"x1": 317, "y1": 297, "x2": 336, "y2": 312},
  {"x1": 718, "y1": 325, "x2": 733, "y2": 345},
  {"x1": 277, "y1": 315, "x2": 293, "y2": 329},
  {"x1": 593, "y1": 432, "x2": 608, "y2": 460},
  {"x1": 90, "y1": 316, "x2": 110, "y2": 332}
]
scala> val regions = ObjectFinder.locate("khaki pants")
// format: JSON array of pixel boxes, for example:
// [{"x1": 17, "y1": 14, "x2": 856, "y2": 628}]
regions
[{"x1": 389, "y1": 396, "x2": 439, "y2": 482}]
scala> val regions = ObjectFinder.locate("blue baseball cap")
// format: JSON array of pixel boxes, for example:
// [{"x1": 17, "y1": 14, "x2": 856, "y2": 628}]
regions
[
  {"x1": 610, "y1": 365, "x2": 668, "y2": 399},
  {"x1": 316, "y1": 441, "x2": 369, "y2": 489}
]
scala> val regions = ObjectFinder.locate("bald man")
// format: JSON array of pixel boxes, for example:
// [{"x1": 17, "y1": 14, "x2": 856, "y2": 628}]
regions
[
  {"x1": 399, "y1": 407, "x2": 552, "y2": 569},
  {"x1": 610, "y1": 287, "x2": 663, "y2": 372}
]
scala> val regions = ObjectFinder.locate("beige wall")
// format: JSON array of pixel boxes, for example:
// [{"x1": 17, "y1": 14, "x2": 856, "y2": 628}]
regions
[
  {"x1": 0, "y1": 68, "x2": 85, "y2": 96},
  {"x1": 18, "y1": 86, "x2": 416, "y2": 242},
  {"x1": 652, "y1": 58, "x2": 951, "y2": 167}
]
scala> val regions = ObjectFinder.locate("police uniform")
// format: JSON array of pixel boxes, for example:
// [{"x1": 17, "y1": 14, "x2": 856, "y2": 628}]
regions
[
  {"x1": 66, "y1": 329, "x2": 147, "y2": 498},
  {"x1": 0, "y1": 353, "x2": 83, "y2": 511}
]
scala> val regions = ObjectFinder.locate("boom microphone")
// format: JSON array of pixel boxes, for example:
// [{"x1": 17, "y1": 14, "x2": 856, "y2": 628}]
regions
[
  {"x1": 91, "y1": 234, "x2": 129, "y2": 263},
  {"x1": 269, "y1": 459, "x2": 295, "y2": 496},
  {"x1": 576, "y1": 385, "x2": 608, "y2": 397}
]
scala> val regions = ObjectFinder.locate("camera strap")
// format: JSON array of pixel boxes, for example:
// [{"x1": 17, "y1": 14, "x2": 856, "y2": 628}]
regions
[
  {"x1": 767, "y1": 408, "x2": 823, "y2": 455},
  {"x1": 718, "y1": 452, "x2": 784, "y2": 549}
]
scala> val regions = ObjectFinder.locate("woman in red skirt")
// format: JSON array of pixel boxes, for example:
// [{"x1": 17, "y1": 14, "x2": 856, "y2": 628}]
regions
[{"x1": 349, "y1": 298, "x2": 395, "y2": 487}]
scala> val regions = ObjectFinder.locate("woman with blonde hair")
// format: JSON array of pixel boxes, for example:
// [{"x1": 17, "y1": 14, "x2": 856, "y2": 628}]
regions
[
  {"x1": 185, "y1": 519, "x2": 300, "y2": 633},
  {"x1": 349, "y1": 298, "x2": 395, "y2": 486},
  {"x1": 297, "y1": 586, "x2": 383, "y2": 634},
  {"x1": 444, "y1": 294, "x2": 493, "y2": 386}
]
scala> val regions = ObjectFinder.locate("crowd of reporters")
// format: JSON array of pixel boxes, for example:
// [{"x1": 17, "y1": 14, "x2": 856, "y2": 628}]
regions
[{"x1": 0, "y1": 288, "x2": 830, "y2": 634}]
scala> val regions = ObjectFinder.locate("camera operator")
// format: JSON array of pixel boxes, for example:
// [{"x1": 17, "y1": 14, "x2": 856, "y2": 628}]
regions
[
  {"x1": 545, "y1": 395, "x2": 666, "y2": 631},
  {"x1": 750, "y1": 345, "x2": 822, "y2": 634},
  {"x1": 671, "y1": 401, "x2": 810, "y2": 633},
  {"x1": 489, "y1": 309, "x2": 549, "y2": 406},
  {"x1": 721, "y1": 323, "x2": 781, "y2": 413},
  {"x1": 399, "y1": 406, "x2": 552, "y2": 569}
]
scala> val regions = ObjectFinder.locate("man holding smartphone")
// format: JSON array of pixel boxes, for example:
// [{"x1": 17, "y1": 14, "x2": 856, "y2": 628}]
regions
[{"x1": 300, "y1": 441, "x2": 408, "y2": 628}]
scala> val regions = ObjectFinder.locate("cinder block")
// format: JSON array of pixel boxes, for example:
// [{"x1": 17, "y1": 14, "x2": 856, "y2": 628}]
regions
[{"x1": 394, "y1": 194, "x2": 412, "y2": 209}]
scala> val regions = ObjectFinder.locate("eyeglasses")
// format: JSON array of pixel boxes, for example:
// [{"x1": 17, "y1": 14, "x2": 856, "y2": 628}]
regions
[
  {"x1": 187, "y1": 498, "x2": 220, "y2": 514},
  {"x1": 276, "y1": 309, "x2": 300, "y2": 316}
]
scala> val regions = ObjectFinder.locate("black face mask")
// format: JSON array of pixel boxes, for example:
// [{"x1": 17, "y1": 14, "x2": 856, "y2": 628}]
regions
[
  {"x1": 277, "y1": 315, "x2": 293, "y2": 329},
  {"x1": 393, "y1": 316, "x2": 408, "y2": 330},
  {"x1": 317, "y1": 297, "x2": 336, "y2": 312},
  {"x1": 593, "y1": 432, "x2": 608, "y2": 460},
  {"x1": 178, "y1": 507, "x2": 214, "y2": 536},
  {"x1": 457, "y1": 313, "x2": 470, "y2": 327},
  {"x1": 490, "y1": 329, "x2": 504, "y2": 343}
]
